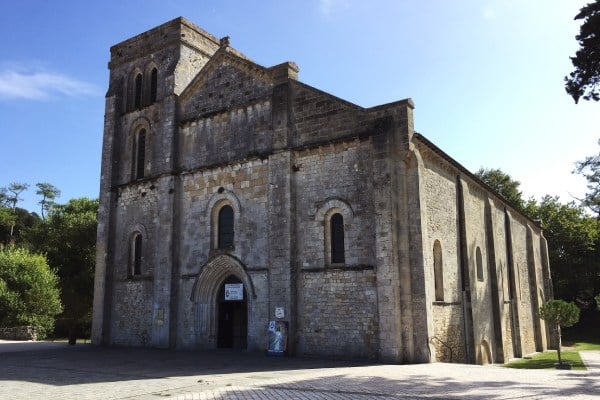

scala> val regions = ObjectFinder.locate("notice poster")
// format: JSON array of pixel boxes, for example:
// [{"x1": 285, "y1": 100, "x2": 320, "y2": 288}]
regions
[
  {"x1": 224, "y1": 283, "x2": 243, "y2": 301},
  {"x1": 267, "y1": 320, "x2": 288, "y2": 356}
]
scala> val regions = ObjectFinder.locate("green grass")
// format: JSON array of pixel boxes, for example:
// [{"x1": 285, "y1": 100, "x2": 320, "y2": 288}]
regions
[
  {"x1": 568, "y1": 341, "x2": 600, "y2": 351},
  {"x1": 562, "y1": 324, "x2": 600, "y2": 351},
  {"x1": 503, "y1": 323, "x2": 599, "y2": 370},
  {"x1": 504, "y1": 350, "x2": 586, "y2": 370}
]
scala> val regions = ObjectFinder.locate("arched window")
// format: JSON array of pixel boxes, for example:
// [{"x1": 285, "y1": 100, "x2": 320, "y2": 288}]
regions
[
  {"x1": 134, "y1": 128, "x2": 146, "y2": 180},
  {"x1": 218, "y1": 205, "x2": 234, "y2": 249},
  {"x1": 476, "y1": 246, "x2": 484, "y2": 282},
  {"x1": 317, "y1": 200, "x2": 353, "y2": 266},
  {"x1": 134, "y1": 73, "x2": 143, "y2": 110},
  {"x1": 433, "y1": 240, "x2": 444, "y2": 301},
  {"x1": 330, "y1": 213, "x2": 345, "y2": 264},
  {"x1": 149, "y1": 68, "x2": 158, "y2": 104},
  {"x1": 132, "y1": 233, "x2": 142, "y2": 276}
]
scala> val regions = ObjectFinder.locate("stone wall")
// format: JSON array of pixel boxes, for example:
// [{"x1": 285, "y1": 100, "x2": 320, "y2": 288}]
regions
[
  {"x1": 176, "y1": 158, "x2": 271, "y2": 349},
  {"x1": 293, "y1": 140, "x2": 375, "y2": 269},
  {"x1": 509, "y1": 214, "x2": 537, "y2": 356},
  {"x1": 110, "y1": 279, "x2": 154, "y2": 346},
  {"x1": 297, "y1": 268, "x2": 379, "y2": 359},
  {"x1": 488, "y1": 200, "x2": 514, "y2": 361},
  {"x1": 430, "y1": 304, "x2": 465, "y2": 362},
  {"x1": 462, "y1": 180, "x2": 495, "y2": 364},
  {"x1": 0, "y1": 326, "x2": 37, "y2": 341},
  {"x1": 416, "y1": 136, "x2": 550, "y2": 364},
  {"x1": 179, "y1": 100, "x2": 273, "y2": 171},
  {"x1": 178, "y1": 159, "x2": 270, "y2": 272},
  {"x1": 530, "y1": 230, "x2": 549, "y2": 350}
]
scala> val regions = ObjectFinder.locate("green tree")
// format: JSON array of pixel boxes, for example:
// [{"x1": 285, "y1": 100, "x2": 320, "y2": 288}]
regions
[
  {"x1": 28, "y1": 198, "x2": 98, "y2": 342},
  {"x1": 3, "y1": 183, "x2": 29, "y2": 242},
  {"x1": 35, "y1": 183, "x2": 61, "y2": 220},
  {"x1": 526, "y1": 196, "x2": 600, "y2": 306},
  {"x1": 565, "y1": 0, "x2": 600, "y2": 103},
  {"x1": 0, "y1": 247, "x2": 62, "y2": 338},
  {"x1": 0, "y1": 207, "x2": 40, "y2": 247},
  {"x1": 539, "y1": 300, "x2": 580, "y2": 366},
  {"x1": 0, "y1": 208, "x2": 16, "y2": 240},
  {"x1": 475, "y1": 167, "x2": 526, "y2": 213},
  {"x1": 575, "y1": 139, "x2": 600, "y2": 216}
]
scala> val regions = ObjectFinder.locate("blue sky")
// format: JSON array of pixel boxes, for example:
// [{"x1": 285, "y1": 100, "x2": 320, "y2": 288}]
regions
[{"x1": 0, "y1": 0, "x2": 597, "y2": 213}]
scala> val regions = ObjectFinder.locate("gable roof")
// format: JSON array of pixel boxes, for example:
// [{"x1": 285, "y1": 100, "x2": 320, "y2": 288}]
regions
[{"x1": 179, "y1": 45, "x2": 273, "y2": 103}]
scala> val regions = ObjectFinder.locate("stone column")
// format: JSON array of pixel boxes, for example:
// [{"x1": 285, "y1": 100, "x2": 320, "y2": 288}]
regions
[
  {"x1": 92, "y1": 94, "x2": 119, "y2": 345},
  {"x1": 267, "y1": 151, "x2": 296, "y2": 353}
]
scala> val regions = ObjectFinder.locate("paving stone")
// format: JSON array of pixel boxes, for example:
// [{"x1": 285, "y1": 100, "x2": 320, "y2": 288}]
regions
[{"x1": 1, "y1": 342, "x2": 599, "y2": 399}]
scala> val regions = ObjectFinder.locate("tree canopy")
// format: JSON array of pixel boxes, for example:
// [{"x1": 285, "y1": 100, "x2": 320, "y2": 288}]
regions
[
  {"x1": 565, "y1": 0, "x2": 600, "y2": 103},
  {"x1": 35, "y1": 182, "x2": 61, "y2": 220},
  {"x1": 476, "y1": 168, "x2": 600, "y2": 307},
  {"x1": 27, "y1": 197, "x2": 98, "y2": 340},
  {"x1": 475, "y1": 167, "x2": 526, "y2": 212},
  {"x1": 526, "y1": 196, "x2": 600, "y2": 307},
  {"x1": 575, "y1": 139, "x2": 600, "y2": 216},
  {"x1": 539, "y1": 299, "x2": 580, "y2": 365},
  {"x1": 0, "y1": 247, "x2": 62, "y2": 338}
]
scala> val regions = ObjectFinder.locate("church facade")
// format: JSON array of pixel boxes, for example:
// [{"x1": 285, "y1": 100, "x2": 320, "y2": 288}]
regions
[{"x1": 92, "y1": 17, "x2": 553, "y2": 364}]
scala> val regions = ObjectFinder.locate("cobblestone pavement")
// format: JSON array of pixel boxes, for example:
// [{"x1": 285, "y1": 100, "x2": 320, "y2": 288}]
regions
[{"x1": 1, "y1": 341, "x2": 599, "y2": 399}]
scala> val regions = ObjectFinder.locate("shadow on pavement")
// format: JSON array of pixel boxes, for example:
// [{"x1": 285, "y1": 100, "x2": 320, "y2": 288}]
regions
[
  {"x1": 1, "y1": 342, "x2": 599, "y2": 399},
  {"x1": 257, "y1": 371, "x2": 600, "y2": 399},
  {"x1": 0, "y1": 343, "x2": 366, "y2": 385}
]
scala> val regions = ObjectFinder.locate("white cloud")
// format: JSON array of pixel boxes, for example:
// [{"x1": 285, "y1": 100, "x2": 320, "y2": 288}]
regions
[
  {"x1": 0, "y1": 66, "x2": 100, "y2": 101},
  {"x1": 319, "y1": 0, "x2": 350, "y2": 16},
  {"x1": 482, "y1": 5, "x2": 496, "y2": 19}
]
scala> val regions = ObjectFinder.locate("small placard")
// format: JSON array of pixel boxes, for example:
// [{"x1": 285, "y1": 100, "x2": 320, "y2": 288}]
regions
[
  {"x1": 224, "y1": 283, "x2": 243, "y2": 300},
  {"x1": 275, "y1": 307, "x2": 285, "y2": 319}
]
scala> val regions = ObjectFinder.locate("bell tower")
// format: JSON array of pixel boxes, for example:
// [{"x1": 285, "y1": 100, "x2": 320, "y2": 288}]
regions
[{"x1": 92, "y1": 18, "x2": 221, "y2": 346}]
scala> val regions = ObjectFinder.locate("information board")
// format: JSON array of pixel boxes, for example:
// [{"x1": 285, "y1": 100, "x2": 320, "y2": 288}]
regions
[
  {"x1": 267, "y1": 320, "x2": 288, "y2": 356},
  {"x1": 224, "y1": 283, "x2": 243, "y2": 300}
]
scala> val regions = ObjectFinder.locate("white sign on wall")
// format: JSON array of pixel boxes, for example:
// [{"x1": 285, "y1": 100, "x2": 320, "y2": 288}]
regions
[
  {"x1": 224, "y1": 283, "x2": 244, "y2": 300},
  {"x1": 275, "y1": 307, "x2": 285, "y2": 319}
]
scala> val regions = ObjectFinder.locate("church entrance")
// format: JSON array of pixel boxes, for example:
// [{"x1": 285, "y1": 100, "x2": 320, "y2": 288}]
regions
[{"x1": 217, "y1": 275, "x2": 247, "y2": 349}]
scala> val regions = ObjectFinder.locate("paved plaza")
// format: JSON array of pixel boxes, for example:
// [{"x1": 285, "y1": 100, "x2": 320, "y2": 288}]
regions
[{"x1": 0, "y1": 341, "x2": 599, "y2": 399}]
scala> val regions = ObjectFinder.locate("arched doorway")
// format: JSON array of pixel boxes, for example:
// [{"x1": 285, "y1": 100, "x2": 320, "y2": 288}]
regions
[
  {"x1": 217, "y1": 275, "x2": 247, "y2": 348},
  {"x1": 191, "y1": 255, "x2": 255, "y2": 349}
]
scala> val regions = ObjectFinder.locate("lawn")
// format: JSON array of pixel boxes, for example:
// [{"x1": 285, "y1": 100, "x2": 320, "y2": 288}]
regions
[
  {"x1": 562, "y1": 322, "x2": 600, "y2": 351},
  {"x1": 504, "y1": 314, "x2": 600, "y2": 370},
  {"x1": 504, "y1": 350, "x2": 586, "y2": 370}
]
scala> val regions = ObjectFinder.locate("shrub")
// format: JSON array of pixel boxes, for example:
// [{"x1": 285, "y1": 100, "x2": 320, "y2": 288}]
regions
[{"x1": 0, "y1": 247, "x2": 62, "y2": 338}]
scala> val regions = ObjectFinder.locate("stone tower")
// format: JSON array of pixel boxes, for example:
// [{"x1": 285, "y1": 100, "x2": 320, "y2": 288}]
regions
[{"x1": 92, "y1": 18, "x2": 222, "y2": 347}]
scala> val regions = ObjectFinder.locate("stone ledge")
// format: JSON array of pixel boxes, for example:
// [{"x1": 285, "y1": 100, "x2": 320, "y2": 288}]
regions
[{"x1": 0, "y1": 326, "x2": 38, "y2": 341}]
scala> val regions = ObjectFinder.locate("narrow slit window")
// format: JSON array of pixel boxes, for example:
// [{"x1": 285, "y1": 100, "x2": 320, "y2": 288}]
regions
[
  {"x1": 135, "y1": 129, "x2": 146, "y2": 180},
  {"x1": 434, "y1": 240, "x2": 444, "y2": 301},
  {"x1": 134, "y1": 73, "x2": 143, "y2": 110},
  {"x1": 150, "y1": 68, "x2": 158, "y2": 104},
  {"x1": 330, "y1": 213, "x2": 345, "y2": 264},
  {"x1": 133, "y1": 234, "x2": 142, "y2": 276},
  {"x1": 476, "y1": 247, "x2": 484, "y2": 282},
  {"x1": 218, "y1": 205, "x2": 234, "y2": 249}
]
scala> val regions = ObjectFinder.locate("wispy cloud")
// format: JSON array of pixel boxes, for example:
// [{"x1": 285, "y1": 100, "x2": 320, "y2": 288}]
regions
[
  {"x1": 482, "y1": 5, "x2": 496, "y2": 20},
  {"x1": 319, "y1": 0, "x2": 350, "y2": 16},
  {"x1": 0, "y1": 65, "x2": 100, "y2": 101}
]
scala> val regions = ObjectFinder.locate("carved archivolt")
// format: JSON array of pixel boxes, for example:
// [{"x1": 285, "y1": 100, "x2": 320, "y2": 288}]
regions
[
  {"x1": 315, "y1": 198, "x2": 354, "y2": 222},
  {"x1": 190, "y1": 254, "x2": 255, "y2": 337}
]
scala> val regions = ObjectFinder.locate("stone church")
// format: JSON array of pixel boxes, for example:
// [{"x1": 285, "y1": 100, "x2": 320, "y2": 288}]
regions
[{"x1": 92, "y1": 17, "x2": 553, "y2": 364}]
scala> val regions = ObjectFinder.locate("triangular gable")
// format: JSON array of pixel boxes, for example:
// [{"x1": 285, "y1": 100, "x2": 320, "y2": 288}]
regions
[{"x1": 179, "y1": 47, "x2": 274, "y2": 121}]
